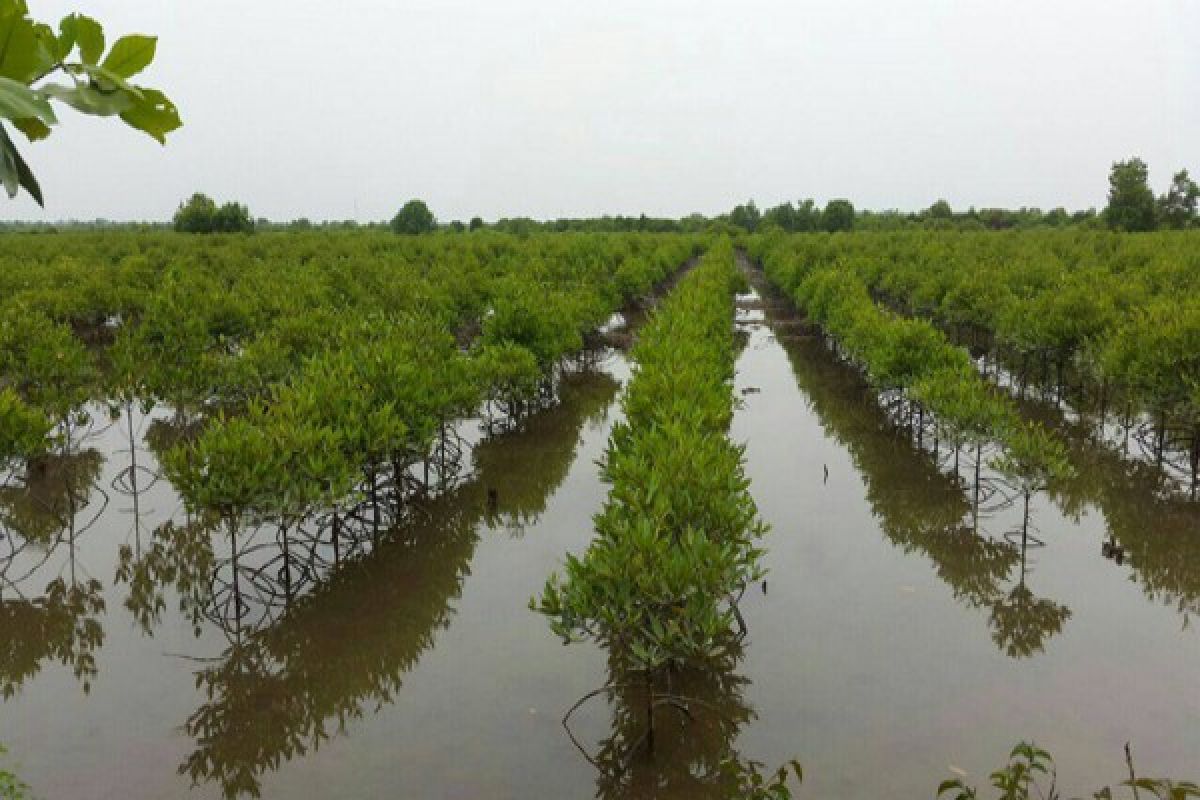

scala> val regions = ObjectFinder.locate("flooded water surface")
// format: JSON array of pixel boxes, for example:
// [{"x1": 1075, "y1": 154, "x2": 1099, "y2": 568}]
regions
[{"x1": 3, "y1": 280, "x2": 1199, "y2": 798}]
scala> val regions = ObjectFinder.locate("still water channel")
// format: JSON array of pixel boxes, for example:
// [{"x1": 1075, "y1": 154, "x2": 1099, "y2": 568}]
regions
[{"x1": 2, "y1": 275, "x2": 1198, "y2": 798}]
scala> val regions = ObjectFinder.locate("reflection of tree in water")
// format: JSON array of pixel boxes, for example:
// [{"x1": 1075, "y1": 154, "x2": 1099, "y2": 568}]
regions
[
  {"x1": 133, "y1": 367, "x2": 620, "y2": 798},
  {"x1": 0, "y1": 449, "x2": 104, "y2": 544},
  {"x1": 0, "y1": 447, "x2": 107, "y2": 696},
  {"x1": 1034, "y1": 405, "x2": 1200, "y2": 628},
  {"x1": 0, "y1": 577, "x2": 104, "y2": 698},
  {"x1": 771, "y1": 279, "x2": 1200, "y2": 648},
  {"x1": 116, "y1": 515, "x2": 217, "y2": 637},
  {"x1": 585, "y1": 648, "x2": 797, "y2": 800},
  {"x1": 775, "y1": 327, "x2": 1069, "y2": 657},
  {"x1": 181, "y1": 499, "x2": 479, "y2": 798},
  {"x1": 987, "y1": 525, "x2": 1071, "y2": 659},
  {"x1": 473, "y1": 370, "x2": 618, "y2": 534}
]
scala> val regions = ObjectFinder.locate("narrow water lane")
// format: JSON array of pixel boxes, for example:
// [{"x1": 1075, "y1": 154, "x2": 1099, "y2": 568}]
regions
[{"x1": 728, "y1": 256, "x2": 1200, "y2": 799}]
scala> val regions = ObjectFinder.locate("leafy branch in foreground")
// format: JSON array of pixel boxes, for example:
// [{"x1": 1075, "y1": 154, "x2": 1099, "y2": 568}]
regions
[{"x1": 0, "y1": 0, "x2": 181, "y2": 205}]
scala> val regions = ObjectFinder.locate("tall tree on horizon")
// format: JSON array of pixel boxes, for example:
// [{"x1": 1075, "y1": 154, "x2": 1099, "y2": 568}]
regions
[{"x1": 1104, "y1": 158, "x2": 1158, "y2": 232}]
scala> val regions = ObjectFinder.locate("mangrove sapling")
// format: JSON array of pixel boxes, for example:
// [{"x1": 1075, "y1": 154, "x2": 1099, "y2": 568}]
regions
[
  {"x1": 128, "y1": 287, "x2": 226, "y2": 422},
  {"x1": 990, "y1": 420, "x2": 1074, "y2": 536},
  {"x1": 0, "y1": 389, "x2": 52, "y2": 468},
  {"x1": 910, "y1": 368, "x2": 1017, "y2": 486},
  {"x1": 471, "y1": 342, "x2": 543, "y2": 427},
  {"x1": 0, "y1": 308, "x2": 96, "y2": 438},
  {"x1": 482, "y1": 279, "x2": 588, "y2": 371},
  {"x1": 257, "y1": 404, "x2": 357, "y2": 608},
  {"x1": 163, "y1": 402, "x2": 353, "y2": 624}
]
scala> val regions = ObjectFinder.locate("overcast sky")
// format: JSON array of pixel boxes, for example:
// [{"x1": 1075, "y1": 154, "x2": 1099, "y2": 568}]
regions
[{"x1": 6, "y1": 0, "x2": 1197, "y2": 222}]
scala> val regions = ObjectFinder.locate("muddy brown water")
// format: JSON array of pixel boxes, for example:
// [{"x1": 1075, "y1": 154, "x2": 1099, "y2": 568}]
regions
[{"x1": 2, "y1": 282, "x2": 1199, "y2": 799}]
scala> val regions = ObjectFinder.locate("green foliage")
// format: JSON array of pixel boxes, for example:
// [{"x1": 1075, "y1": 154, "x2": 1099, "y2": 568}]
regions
[
  {"x1": 928, "y1": 199, "x2": 954, "y2": 220},
  {"x1": 0, "y1": 229, "x2": 698, "y2": 539},
  {"x1": 173, "y1": 193, "x2": 254, "y2": 233},
  {"x1": 761, "y1": 199, "x2": 821, "y2": 233},
  {"x1": 1105, "y1": 157, "x2": 1158, "y2": 232},
  {"x1": 0, "y1": 0, "x2": 180, "y2": 205},
  {"x1": 0, "y1": 387, "x2": 52, "y2": 462},
  {"x1": 912, "y1": 368, "x2": 1016, "y2": 448},
  {"x1": 754, "y1": 232, "x2": 1074, "y2": 487},
  {"x1": 119, "y1": 232, "x2": 697, "y2": 521},
  {"x1": 536, "y1": 240, "x2": 767, "y2": 673},
  {"x1": 1158, "y1": 169, "x2": 1199, "y2": 230},
  {"x1": 390, "y1": 198, "x2": 436, "y2": 235},
  {"x1": 750, "y1": 226, "x2": 1200, "y2": 484},
  {"x1": 472, "y1": 341, "x2": 541, "y2": 410},
  {"x1": 0, "y1": 744, "x2": 33, "y2": 800},
  {"x1": 723, "y1": 757, "x2": 803, "y2": 799},
  {"x1": 481, "y1": 277, "x2": 609, "y2": 369},
  {"x1": 0, "y1": 307, "x2": 94, "y2": 423},
  {"x1": 730, "y1": 200, "x2": 761, "y2": 232},
  {"x1": 1102, "y1": 299, "x2": 1200, "y2": 422},
  {"x1": 821, "y1": 198, "x2": 856, "y2": 232},
  {"x1": 163, "y1": 398, "x2": 354, "y2": 520},
  {"x1": 938, "y1": 742, "x2": 1198, "y2": 800}
]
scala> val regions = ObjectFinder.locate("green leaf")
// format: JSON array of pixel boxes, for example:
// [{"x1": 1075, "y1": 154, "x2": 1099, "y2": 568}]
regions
[
  {"x1": 0, "y1": 121, "x2": 42, "y2": 205},
  {"x1": 11, "y1": 114, "x2": 50, "y2": 140},
  {"x1": 71, "y1": 14, "x2": 105, "y2": 64},
  {"x1": 40, "y1": 82, "x2": 134, "y2": 116},
  {"x1": 0, "y1": 6, "x2": 57, "y2": 82},
  {"x1": 56, "y1": 14, "x2": 77, "y2": 60},
  {"x1": 0, "y1": 125, "x2": 18, "y2": 197},
  {"x1": 0, "y1": 75, "x2": 56, "y2": 123},
  {"x1": 119, "y1": 87, "x2": 181, "y2": 143},
  {"x1": 937, "y1": 778, "x2": 970, "y2": 798},
  {"x1": 11, "y1": 124, "x2": 39, "y2": 203},
  {"x1": 102, "y1": 34, "x2": 156, "y2": 79}
]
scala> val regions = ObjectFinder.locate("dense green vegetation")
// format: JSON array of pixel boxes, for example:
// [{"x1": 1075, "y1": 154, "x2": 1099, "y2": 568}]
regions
[
  {"x1": 0, "y1": 0, "x2": 1194, "y2": 792},
  {"x1": 0, "y1": 230, "x2": 699, "y2": 490},
  {"x1": 749, "y1": 232, "x2": 1074, "y2": 503},
  {"x1": 2, "y1": 226, "x2": 1197, "y2": 796},
  {"x1": 534, "y1": 241, "x2": 802, "y2": 797},
  {"x1": 537, "y1": 240, "x2": 765, "y2": 674},
  {"x1": 749, "y1": 228, "x2": 1200, "y2": 494}
]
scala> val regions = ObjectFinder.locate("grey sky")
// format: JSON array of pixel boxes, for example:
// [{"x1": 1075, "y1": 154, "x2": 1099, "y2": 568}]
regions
[{"x1": 7, "y1": 0, "x2": 1198, "y2": 222}]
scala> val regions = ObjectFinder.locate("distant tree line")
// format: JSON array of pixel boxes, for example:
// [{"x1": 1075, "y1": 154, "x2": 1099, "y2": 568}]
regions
[
  {"x1": 725, "y1": 197, "x2": 1104, "y2": 233},
  {"x1": 9, "y1": 157, "x2": 1196, "y2": 236}
]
